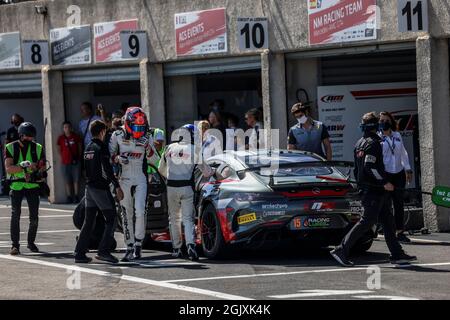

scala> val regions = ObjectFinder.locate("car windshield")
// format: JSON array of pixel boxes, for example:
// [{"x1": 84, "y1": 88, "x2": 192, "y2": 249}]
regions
[{"x1": 239, "y1": 153, "x2": 333, "y2": 177}]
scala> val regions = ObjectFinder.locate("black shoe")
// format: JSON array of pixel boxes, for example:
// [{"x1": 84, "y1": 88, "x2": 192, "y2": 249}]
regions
[
  {"x1": 330, "y1": 248, "x2": 354, "y2": 267},
  {"x1": 73, "y1": 196, "x2": 80, "y2": 204},
  {"x1": 187, "y1": 244, "x2": 199, "y2": 261},
  {"x1": 75, "y1": 254, "x2": 92, "y2": 263},
  {"x1": 390, "y1": 253, "x2": 417, "y2": 265},
  {"x1": 10, "y1": 246, "x2": 20, "y2": 256},
  {"x1": 27, "y1": 243, "x2": 39, "y2": 253},
  {"x1": 133, "y1": 245, "x2": 142, "y2": 260},
  {"x1": 397, "y1": 233, "x2": 411, "y2": 243},
  {"x1": 95, "y1": 253, "x2": 119, "y2": 264},
  {"x1": 121, "y1": 247, "x2": 134, "y2": 262},
  {"x1": 172, "y1": 248, "x2": 184, "y2": 259}
]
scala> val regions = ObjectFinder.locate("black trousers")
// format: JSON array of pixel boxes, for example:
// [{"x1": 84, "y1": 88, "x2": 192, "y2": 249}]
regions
[
  {"x1": 75, "y1": 191, "x2": 116, "y2": 256},
  {"x1": 10, "y1": 188, "x2": 40, "y2": 248},
  {"x1": 339, "y1": 191, "x2": 404, "y2": 258},
  {"x1": 386, "y1": 170, "x2": 406, "y2": 231}
]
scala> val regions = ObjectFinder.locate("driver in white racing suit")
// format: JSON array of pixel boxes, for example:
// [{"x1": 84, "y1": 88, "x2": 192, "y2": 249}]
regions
[{"x1": 109, "y1": 107, "x2": 159, "y2": 261}]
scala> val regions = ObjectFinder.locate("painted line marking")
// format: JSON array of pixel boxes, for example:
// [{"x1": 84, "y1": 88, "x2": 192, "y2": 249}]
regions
[
  {"x1": 0, "y1": 229, "x2": 78, "y2": 236},
  {"x1": 0, "y1": 215, "x2": 72, "y2": 220},
  {"x1": 163, "y1": 261, "x2": 450, "y2": 283},
  {"x1": 377, "y1": 235, "x2": 450, "y2": 244},
  {"x1": 0, "y1": 205, "x2": 75, "y2": 213},
  {"x1": 0, "y1": 242, "x2": 54, "y2": 248},
  {"x1": 354, "y1": 295, "x2": 419, "y2": 300},
  {"x1": 269, "y1": 289, "x2": 372, "y2": 299},
  {"x1": 0, "y1": 254, "x2": 252, "y2": 300}
]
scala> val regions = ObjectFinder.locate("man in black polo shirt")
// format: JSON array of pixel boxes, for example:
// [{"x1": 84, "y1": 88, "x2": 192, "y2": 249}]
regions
[{"x1": 74, "y1": 120, "x2": 124, "y2": 264}]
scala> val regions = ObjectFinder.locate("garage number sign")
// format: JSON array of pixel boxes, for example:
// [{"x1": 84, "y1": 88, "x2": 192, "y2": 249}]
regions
[
  {"x1": 432, "y1": 186, "x2": 450, "y2": 208},
  {"x1": 120, "y1": 30, "x2": 148, "y2": 60},
  {"x1": 237, "y1": 17, "x2": 268, "y2": 51},
  {"x1": 22, "y1": 40, "x2": 49, "y2": 66},
  {"x1": 398, "y1": 0, "x2": 428, "y2": 32}
]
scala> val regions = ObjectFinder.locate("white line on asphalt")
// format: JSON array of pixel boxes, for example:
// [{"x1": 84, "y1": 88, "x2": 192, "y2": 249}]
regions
[
  {"x1": 0, "y1": 215, "x2": 72, "y2": 220},
  {"x1": 0, "y1": 254, "x2": 252, "y2": 300},
  {"x1": 353, "y1": 295, "x2": 419, "y2": 300},
  {"x1": 163, "y1": 261, "x2": 450, "y2": 283},
  {"x1": 269, "y1": 289, "x2": 372, "y2": 299},
  {"x1": 376, "y1": 235, "x2": 450, "y2": 244},
  {"x1": 0, "y1": 205, "x2": 74, "y2": 213},
  {"x1": 0, "y1": 242, "x2": 54, "y2": 248},
  {"x1": 0, "y1": 229, "x2": 78, "y2": 236}
]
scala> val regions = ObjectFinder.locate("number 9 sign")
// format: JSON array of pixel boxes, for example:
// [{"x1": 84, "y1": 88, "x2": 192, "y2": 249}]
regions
[
  {"x1": 120, "y1": 30, "x2": 148, "y2": 60},
  {"x1": 22, "y1": 40, "x2": 50, "y2": 66}
]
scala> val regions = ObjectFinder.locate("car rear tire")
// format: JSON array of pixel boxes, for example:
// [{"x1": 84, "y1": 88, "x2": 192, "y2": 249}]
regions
[
  {"x1": 351, "y1": 239, "x2": 374, "y2": 255},
  {"x1": 200, "y1": 204, "x2": 229, "y2": 259}
]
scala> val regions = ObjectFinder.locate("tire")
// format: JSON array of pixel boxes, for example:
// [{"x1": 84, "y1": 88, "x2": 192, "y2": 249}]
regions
[
  {"x1": 351, "y1": 239, "x2": 374, "y2": 255},
  {"x1": 200, "y1": 204, "x2": 229, "y2": 259}
]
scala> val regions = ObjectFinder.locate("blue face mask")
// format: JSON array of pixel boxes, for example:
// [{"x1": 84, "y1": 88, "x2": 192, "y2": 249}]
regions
[
  {"x1": 359, "y1": 123, "x2": 378, "y2": 133},
  {"x1": 379, "y1": 122, "x2": 392, "y2": 131}
]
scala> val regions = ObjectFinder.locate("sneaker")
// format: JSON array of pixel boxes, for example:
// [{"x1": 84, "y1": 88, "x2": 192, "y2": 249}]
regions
[
  {"x1": 10, "y1": 246, "x2": 20, "y2": 256},
  {"x1": 74, "y1": 254, "x2": 92, "y2": 263},
  {"x1": 27, "y1": 243, "x2": 39, "y2": 253},
  {"x1": 330, "y1": 248, "x2": 354, "y2": 267},
  {"x1": 390, "y1": 253, "x2": 417, "y2": 265},
  {"x1": 133, "y1": 245, "x2": 142, "y2": 260},
  {"x1": 172, "y1": 248, "x2": 184, "y2": 259},
  {"x1": 187, "y1": 244, "x2": 199, "y2": 262},
  {"x1": 121, "y1": 247, "x2": 134, "y2": 262},
  {"x1": 95, "y1": 253, "x2": 119, "y2": 264},
  {"x1": 397, "y1": 233, "x2": 412, "y2": 243}
]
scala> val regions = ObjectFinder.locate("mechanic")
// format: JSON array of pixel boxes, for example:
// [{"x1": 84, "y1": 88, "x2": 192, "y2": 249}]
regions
[
  {"x1": 5, "y1": 122, "x2": 46, "y2": 255},
  {"x1": 287, "y1": 102, "x2": 332, "y2": 160},
  {"x1": 110, "y1": 107, "x2": 160, "y2": 262},
  {"x1": 158, "y1": 124, "x2": 214, "y2": 261},
  {"x1": 330, "y1": 112, "x2": 416, "y2": 267},
  {"x1": 74, "y1": 120, "x2": 124, "y2": 264},
  {"x1": 147, "y1": 128, "x2": 166, "y2": 176}
]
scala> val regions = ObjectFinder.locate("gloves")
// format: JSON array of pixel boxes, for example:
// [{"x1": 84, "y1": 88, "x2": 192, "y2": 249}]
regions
[
  {"x1": 116, "y1": 155, "x2": 129, "y2": 165},
  {"x1": 19, "y1": 161, "x2": 32, "y2": 169}
]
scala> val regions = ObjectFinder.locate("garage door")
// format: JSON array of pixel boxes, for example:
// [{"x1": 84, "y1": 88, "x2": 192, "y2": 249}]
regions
[
  {"x1": 0, "y1": 72, "x2": 41, "y2": 93},
  {"x1": 63, "y1": 66, "x2": 140, "y2": 83},
  {"x1": 164, "y1": 56, "x2": 261, "y2": 76}
]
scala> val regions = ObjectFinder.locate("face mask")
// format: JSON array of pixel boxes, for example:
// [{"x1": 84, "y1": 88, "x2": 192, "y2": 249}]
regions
[
  {"x1": 379, "y1": 122, "x2": 391, "y2": 131},
  {"x1": 297, "y1": 116, "x2": 308, "y2": 125}
]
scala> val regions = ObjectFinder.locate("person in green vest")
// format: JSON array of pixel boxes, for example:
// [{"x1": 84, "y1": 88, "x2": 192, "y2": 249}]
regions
[
  {"x1": 4, "y1": 122, "x2": 47, "y2": 255},
  {"x1": 148, "y1": 128, "x2": 166, "y2": 175}
]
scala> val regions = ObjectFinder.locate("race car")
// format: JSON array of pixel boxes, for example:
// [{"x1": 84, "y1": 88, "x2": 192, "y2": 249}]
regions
[{"x1": 116, "y1": 150, "x2": 375, "y2": 259}]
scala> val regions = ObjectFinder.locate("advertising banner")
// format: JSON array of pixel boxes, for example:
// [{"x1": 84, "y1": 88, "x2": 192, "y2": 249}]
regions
[
  {"x1": 318, "y1": 82, "x2": 418, "y2": 188},
  {"x1": 50, "y1": 25, "x2": 91, "y2": 66},
  {"x1": 0, "y1": 32, "x2": 21, "y2": 69},
  {"x1": 94, "y1": 19, "x2": 138, "y2": 63},
  {"x1": 308, "y1": 0, "x2": 377, "y2": 45},
  {"x1": 175, "y1": 7, "x2": 227, "y2": 56}
]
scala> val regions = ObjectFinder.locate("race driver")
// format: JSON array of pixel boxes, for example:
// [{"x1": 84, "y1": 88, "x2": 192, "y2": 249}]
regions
[{"x1": 109, "y1": 106, "x2": 160, "y2": 262}]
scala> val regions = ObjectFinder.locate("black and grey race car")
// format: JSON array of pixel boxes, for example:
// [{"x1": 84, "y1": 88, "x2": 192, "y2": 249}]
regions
[{"x1": 140, "y1": 149, "x2": 375, "y2": 259}]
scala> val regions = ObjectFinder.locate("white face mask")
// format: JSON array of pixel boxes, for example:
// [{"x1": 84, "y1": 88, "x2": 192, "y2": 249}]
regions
[{"x1": 297, "y1": 115, "x2": 308, "y2": 125}]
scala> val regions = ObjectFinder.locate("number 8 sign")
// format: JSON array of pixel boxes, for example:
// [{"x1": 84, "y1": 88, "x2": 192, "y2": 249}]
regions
[
  {"x1": 22, "y1": 40, "x2": 50, "y2": 66},
  {"x1": 120, "y1": 30, "x2": 148, "y2": 60}
]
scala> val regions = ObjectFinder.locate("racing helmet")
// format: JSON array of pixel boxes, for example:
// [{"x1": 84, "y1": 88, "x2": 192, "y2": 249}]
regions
[
  {"x1": 124, "y1": 106, "x2": 148, "y2": 139},
  {"x1": 181, "y1": 124, "x2": 197, "y2": 144},
  {"x1": 18, "y1": 122, "x2": 37, "y2": 138}
]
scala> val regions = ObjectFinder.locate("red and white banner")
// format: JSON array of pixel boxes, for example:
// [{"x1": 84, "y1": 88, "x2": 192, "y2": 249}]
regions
[
  {"x1": 94, "y1": 19, "x2": 138, "y2": 63},
  {"x1": 175, "y1": 8, "x2": 227, "y2": 56},
  {"x1": 308, "y1": 0, "x2": 377, "y2": 45}
]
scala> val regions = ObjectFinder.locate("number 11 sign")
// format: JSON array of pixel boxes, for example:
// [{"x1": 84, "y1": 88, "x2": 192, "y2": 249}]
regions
[{"x1": 398, "y1": 0, "x2": 429, "y2": 32}]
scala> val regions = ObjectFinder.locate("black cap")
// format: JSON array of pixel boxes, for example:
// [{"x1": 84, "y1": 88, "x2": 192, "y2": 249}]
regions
[{"x1": 18, "y1": 122, "x2": 37, "y2": 138}]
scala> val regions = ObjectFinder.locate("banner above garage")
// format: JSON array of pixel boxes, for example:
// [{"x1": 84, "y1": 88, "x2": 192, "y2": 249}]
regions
[
  {"x1": 50, "y1": 25, "x2": 92, "y2": 66},
  {"x1": 0, "y1": 32, "x2": 21, "y2": 70}
]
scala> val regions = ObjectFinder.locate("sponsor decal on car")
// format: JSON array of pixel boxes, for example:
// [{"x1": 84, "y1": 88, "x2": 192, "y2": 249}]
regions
[
  {"x1": 261, "y1": 203, "x2": 288, "y2": 210},
  {"x1": 303, "y1": 217, "x2": 331, "y2": 228},
  {"x1": 237, "y1": 212, "x2": 257, "y2": 225},
  {"x1": 262, "y1": 211, "x2": 286, "y2": 217}
]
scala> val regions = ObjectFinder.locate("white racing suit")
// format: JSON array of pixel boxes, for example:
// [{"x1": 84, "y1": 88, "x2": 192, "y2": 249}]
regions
[
  {"x1": 158, "y1": 141, "x2": 213, "y2": 249},
  {"x1": 109, "y1": 128, "x2": 159, "y2": 248}
]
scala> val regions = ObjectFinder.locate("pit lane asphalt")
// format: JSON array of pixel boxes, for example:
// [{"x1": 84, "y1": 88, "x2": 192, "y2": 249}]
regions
[{"x1": 1, "y1": 201, "x2": 450, "y2": 300}]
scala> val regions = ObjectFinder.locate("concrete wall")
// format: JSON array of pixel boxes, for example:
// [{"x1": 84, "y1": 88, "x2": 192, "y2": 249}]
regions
[{"x1": 1, "y1": 0, "x2": 449, "y2": 69}]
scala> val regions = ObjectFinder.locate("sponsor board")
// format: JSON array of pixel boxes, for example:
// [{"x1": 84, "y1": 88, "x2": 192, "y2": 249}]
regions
[
  {"x1": 308, "y1": 0, "x2": 377, "y2": 45},
  {"x1": 50, "y1": 25, "x2": 91, "y2": 66},
  {"x1": 291, "y1": 216, "x2": 332, "y2": 229},
  {"x1": 237, "y1": 212, "x2": 257, "y2": 225},
  {"x1": 94, "y1": 19, "x2": 138, "y2": 63},
  {"x1": 175, "y1": 7, "x2": 227, "y2": 56},
  {"x1": 0, "y1": 32, "x2": 21, "y2": 69}
]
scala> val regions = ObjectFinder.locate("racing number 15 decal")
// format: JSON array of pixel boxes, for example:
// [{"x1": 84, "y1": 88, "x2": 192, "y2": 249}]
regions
[{"x1": 237, "y1": 17, "x2": 269, "y2": 51}]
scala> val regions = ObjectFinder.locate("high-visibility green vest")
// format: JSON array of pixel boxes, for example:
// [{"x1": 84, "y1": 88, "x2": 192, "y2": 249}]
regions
[
  {"x1": 148, "y1": 146, "x2": 165, "y2": 174},
  {"x1": 6, "y1": 141, "x2": 43, "y2": 191}
]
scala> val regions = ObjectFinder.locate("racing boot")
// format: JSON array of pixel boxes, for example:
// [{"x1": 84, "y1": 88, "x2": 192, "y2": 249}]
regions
[
  {"x1": 390, "y1": 252, "x2": 417, "y2": 265},
  {"x1": 121, "y1": 246, "x2": 134, "y2": 262},
  {"x1": 133, "y1": 243, "x2": 142, "y2": 260},
  {"x1": 172, "y1": 248, "x2": 184, "y2": 259},
  {"x1": 330, "y1": 247, "x2": 354, "y2": 267},
  {"x1": 187, "y1": 244, "x2": 199, "y2": 262}
]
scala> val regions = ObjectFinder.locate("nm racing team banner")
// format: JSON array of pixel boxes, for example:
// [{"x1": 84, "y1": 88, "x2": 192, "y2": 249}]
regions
[
  {"x1": 94, "y1": 19, "x2": 138, "y2": 63},
  {"x1": 0, "y1": 32, "x2": 21, "y2": 69},
  {"x1": 175, "y1": 7, "x2": 227, "y2": 56},
  {"x1": 50, "y1": 25, "x2": 91, "y2": 66},
  {"x1": 308, "y1": 0, "x2": 377, "y2": 45}
]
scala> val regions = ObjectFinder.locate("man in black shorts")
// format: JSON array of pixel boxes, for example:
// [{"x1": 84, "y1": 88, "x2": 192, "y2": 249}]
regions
[{"x1": 74, "y1": 120, "x2": 124, "y2": 264}]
